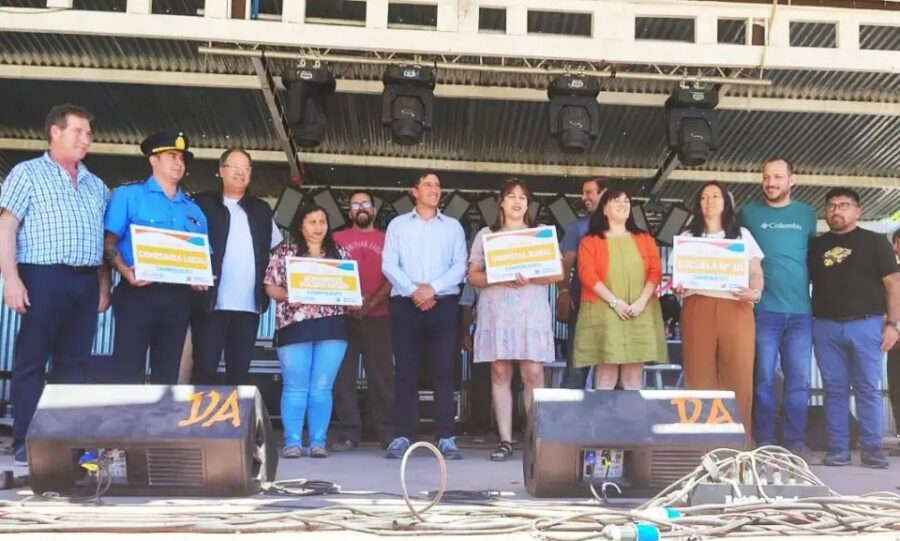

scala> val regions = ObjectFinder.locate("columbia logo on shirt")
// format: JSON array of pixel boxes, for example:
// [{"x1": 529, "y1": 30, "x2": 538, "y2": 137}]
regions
[{"x1": 760, "y1": 222, "x2": 803, "y2": 230}]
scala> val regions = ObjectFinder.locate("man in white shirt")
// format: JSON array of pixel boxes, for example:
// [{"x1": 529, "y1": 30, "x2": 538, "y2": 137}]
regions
[{"x1": 191, "y1": 148, "x2": 282, "y2": 384}]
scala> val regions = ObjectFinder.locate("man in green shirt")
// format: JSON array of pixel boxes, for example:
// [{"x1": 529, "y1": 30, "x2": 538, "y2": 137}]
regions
[{"x1": 738, "y1": 157, "x2": 817, "y2": 453}]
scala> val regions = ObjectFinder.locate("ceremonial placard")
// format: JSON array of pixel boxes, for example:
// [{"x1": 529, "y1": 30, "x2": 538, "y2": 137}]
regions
[
  {"x1": 483, "y1": 225, "x2": 562, "y2": 284},
  {"x1": 286, "y1": 257, "x2": 363, "y2": 306},
  {"x1": 672, "y1": 235, "x2": 749, "y2": 291},
  {"x1": 131, "y1": 225, "x2": 214, "y2": 286}
]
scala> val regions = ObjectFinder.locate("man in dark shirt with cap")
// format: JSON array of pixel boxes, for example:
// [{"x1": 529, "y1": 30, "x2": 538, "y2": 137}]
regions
[{"x1": 103, "y1": 131, "x2": 209, "y2": 384}]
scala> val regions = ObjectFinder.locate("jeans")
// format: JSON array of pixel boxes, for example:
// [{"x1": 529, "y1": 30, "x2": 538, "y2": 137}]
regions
[
  {"x1": 752, "y1": 310, "x2": 813, "y2": 447},
  {"x1": 277, "y1": 339, "x2": 348, "y2": 448},
  {"x1": 12, "y1": 265, "x2": 98, "y2": 448},
  {"x1": 813, "y1": 316, "x2": 885, "y2": 452}
]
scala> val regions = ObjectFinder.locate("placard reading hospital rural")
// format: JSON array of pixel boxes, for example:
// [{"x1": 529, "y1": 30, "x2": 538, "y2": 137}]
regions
[
  {"x1": 131, "y1": 225, "x2": 214, "y2": 286},
  {"x1": 672, "y1": 235, "x2": 749, "y2": 291},
  {"x1": 286, "y1": 257, "x2": 363, "y2": 306},
  {"x1": 483, "y1": 225, "x2": 562, "y2": 284}
]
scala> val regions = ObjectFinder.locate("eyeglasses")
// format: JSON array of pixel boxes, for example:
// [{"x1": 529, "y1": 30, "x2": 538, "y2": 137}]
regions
[
  {"x1": 826, "y1": 202, "x2": 857, "y2": 211},
  {"x1": 222, "y1": 164, "x2": 251, "y2": 173},
  {"x1": 350, "y1": 201, "x2": 373, "y2": 210}
]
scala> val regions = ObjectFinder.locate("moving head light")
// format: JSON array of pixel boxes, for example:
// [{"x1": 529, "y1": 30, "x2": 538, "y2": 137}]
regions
[
  {"x1": 381, "y1": 65, "x2": 436, "y2": 145},
  {"x1": 547, "y1": 76, "x2": 601, "y2": 154},
  {"x1": 284, "y1": 66, "x2": 336, "y2": 148},
  {"x1": 665, "y1": 84, "x2": 719, "y2": 166}
]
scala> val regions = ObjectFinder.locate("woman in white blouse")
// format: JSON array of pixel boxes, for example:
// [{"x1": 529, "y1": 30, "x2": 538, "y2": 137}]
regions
[{"x1": 675, "y1": 181, "x2": 764, "y2": 446}]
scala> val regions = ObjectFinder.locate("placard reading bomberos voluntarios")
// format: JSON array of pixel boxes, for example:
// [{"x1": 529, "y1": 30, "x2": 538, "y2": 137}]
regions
[
  {"x1": 286, "y1": 257, "x2": 363, "y2": 306},
  {"x1": 483, "y1": 225, "x2": 563, "y2": 284},
  {"x1": 131, "y1": 225, "x2": 214, "y2": 286},
  {"x1": 672, "y1": 235, "x2": 749, "y2": 291}
]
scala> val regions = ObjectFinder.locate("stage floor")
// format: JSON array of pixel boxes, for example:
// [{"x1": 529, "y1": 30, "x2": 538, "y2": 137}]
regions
[{"x1": 1, "y1": 436, "x2": 898, "y2": 539}]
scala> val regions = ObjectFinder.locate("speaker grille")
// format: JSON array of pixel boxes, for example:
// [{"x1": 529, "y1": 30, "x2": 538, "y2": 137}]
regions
[
  {"x1": 650, "y1": 449, "x2": 703, "y2": 488},
  {"x1": 147, "y1": 448, "x2": 205, "y2": 486}
]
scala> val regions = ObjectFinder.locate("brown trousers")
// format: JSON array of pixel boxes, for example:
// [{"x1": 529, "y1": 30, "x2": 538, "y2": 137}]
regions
[{"x1": 680, "y1": 295, "x2": 755, "y2": 444}]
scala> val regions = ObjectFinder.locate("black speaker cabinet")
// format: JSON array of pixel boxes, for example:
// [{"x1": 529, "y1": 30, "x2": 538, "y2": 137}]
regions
[
  {"x1": 27, "y1": 385, "x2": 278, "y2": 497},
  {"x1": 524, "y1": 389, "x2": 746, "y2": 497}
]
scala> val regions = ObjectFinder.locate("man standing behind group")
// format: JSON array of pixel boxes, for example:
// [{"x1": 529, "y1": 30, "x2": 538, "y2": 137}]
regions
[
  {"x1": 382, "y1": 172, "x2": 467, "y2": 460},
  {"x1": 556, "y1": 178, "x2": 605, "y2": 389},
  {"x1": 890, "y1": 230, "x2": 900, "y2": 456},
  {"x1": 738, "y1": 158, "x2": 817, "y2": 454},
  {"x1": 0, "y1": 104, "x2": 109, "y2": 466},
  {"x1": 331, "y1": 191, "x2": 395, "y2": 450},
  {"x1": 190, "y1": 148, "x2": 281, "y2": 385},
  {"x1": 104, "y1": 132, "x2": 208, "y2": 384}
]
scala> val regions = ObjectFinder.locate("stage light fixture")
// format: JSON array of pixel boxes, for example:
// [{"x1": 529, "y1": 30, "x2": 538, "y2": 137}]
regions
[
  {"x1": 665, "y1": 83, "x2": 719, "y2": 166},
  {"x1": 631, "y1": 203, "x2": 650, "y2": 234},
  {"x1": 372, "y1": 194, "x2": 385, "y2": 215},
  {"x1": 547, "y1": 76, "x2": 601, "y2": 154},
  {"x1": 441, "y1": 191, "x2": 471, "y2": 220},
  {"x1": 655, "y1": 203, "x2": 692, "y2": 246},
  {"x1": 528, "y1": 200, "x2": 542, "y2": 224},
  {"x1": 546, "y1": 195, "x2": 578, "y2": 229},
  {"x1": 477, "y1": 194, "x2": 498, "y2": 226},
  {"x1": 273, "y1": 185, "x2": 305, "y2": 231},
  {"x1": 312, "y1": 189, "x2": 347, "y2": 230},
  {"x1": 392, "y1": 193, "x2": 415, "y2": 215},
  {"x1": 283, "y1": 66, "x2": 336, "y2": 148},
  {"x1": 381, "y1": 65, "x2": 436, "y2": 146}
]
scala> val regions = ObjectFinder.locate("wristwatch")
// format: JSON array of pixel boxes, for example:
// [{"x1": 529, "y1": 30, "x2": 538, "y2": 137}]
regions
[
  {"x1": 887, "y1": 320, "x2": 900, "y2": 332},
  {"x1": 609, "y1": 298, "x2": 619, "y2": 309}
]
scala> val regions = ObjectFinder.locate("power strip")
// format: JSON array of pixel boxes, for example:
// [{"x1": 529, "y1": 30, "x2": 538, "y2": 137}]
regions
[{"x1": 689, "y1": 483, "x2": 831, "y2": 506}]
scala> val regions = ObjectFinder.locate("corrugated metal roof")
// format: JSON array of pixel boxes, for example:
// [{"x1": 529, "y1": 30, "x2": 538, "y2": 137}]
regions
[
  {"x1": 3, "y1": 31, "x2": 900, "y2": 102},
  {"x1": 1, "y1": 79, "x2": 278, "y2": 149},
  {"x1": 1, "y1": 23, "x2": 898, "y2": 217},
  {"x1": 3, "y1": 77, "x2": 900, "y2": 179},
  {"x1": 705, "y1": 109, "x2": 900, "y2": 177}
]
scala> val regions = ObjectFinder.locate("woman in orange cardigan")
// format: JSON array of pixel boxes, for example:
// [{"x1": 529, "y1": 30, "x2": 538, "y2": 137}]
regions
[{"x1": 574, "y1": 188, "x2": 668, "y2": 390}]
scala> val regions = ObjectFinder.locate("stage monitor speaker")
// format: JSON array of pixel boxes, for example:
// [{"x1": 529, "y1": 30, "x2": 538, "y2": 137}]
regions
[
  {"x1": 27, "y1": 385, "x2": 278, "y2": 497},
  {"x1": 524, "y1": 389, "x2": 745, "y2": 497}
]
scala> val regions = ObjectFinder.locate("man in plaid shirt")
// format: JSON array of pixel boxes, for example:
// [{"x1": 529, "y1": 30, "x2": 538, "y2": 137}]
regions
[{"x1": 0, "y1": 104, "x2": 110, "y2": 467}]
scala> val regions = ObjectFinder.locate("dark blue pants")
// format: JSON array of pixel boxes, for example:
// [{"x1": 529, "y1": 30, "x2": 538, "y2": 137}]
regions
[
  {"x1": 111, "y1": 281, "x2": 192, "y2": 384},
  {"x1": 563, "y1": 306, "x2": 590, "y2": 389},
  {"x1": 391, "y1": 296, "x2": 460, "y2": 440},
  {"x1": 12, "y1": 264, "x2": 98, "y2": 447},
  {"x1": 889, "y1": 348, "x2": 900, "y2": 437},
  {"x1": 191, "y1": 310, "x2": 260, "y2": 385}
]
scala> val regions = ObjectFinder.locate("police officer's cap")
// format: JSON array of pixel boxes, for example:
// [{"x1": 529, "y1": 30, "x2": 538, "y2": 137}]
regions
[{"x1": 140, "y1": 131, "x2": 194, "y2": 161}]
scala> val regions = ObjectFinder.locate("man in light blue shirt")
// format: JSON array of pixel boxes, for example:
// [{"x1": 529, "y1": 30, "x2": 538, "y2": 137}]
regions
[
  {"x1": 382, "y1": 171, "x2": 468, "y2": 460},
  {"x1": 738, "y1": 157, "x2": 817, "y2": 453},
  {"x1": 557, "y1": 178, "x2": 605, "y2": 389},
  {"x1": 104, "y1": 131, "x2": 209, "y2": 385}
]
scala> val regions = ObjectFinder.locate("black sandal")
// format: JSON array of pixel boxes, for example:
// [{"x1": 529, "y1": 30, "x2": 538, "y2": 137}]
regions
[{"x1": 490, "y1": 441, "x2": 514, "y2": 461}]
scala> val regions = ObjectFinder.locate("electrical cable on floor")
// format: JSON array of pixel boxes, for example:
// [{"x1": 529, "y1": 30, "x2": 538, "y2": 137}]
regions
[
  {"x1": 0, "y1": 446, "x2": 898, "y2": 536},
  {"x1": 262, "y1": 479, "x2": 341, "y2": 497},
  {"x1": 399, "y1": 440, "x2": 447, "y2": 521}
]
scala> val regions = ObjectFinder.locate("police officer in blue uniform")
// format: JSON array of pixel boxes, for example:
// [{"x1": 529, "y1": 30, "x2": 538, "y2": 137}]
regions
[{"x1": 103, "y1": 131, "x2": 209, "y2": 384}]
